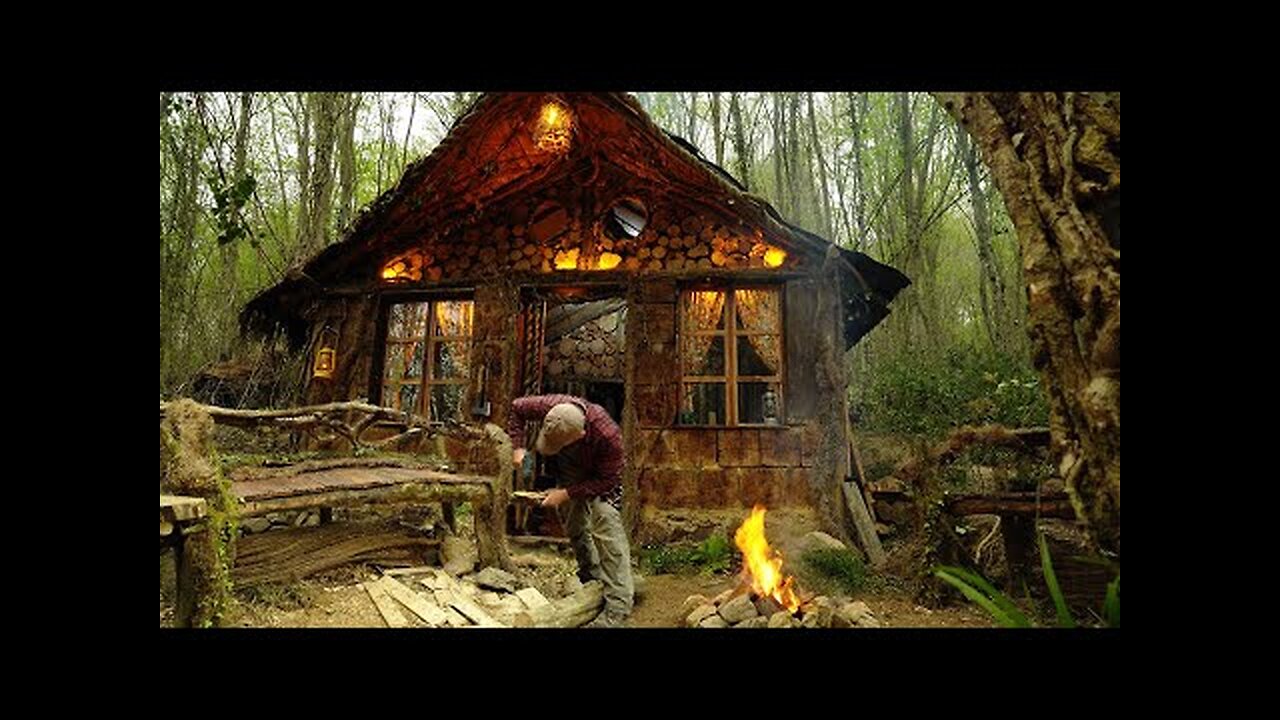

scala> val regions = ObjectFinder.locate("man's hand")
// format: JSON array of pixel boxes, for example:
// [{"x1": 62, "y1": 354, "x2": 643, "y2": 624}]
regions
[
  {"x1": 513, "y1": 448, "x2": 526, "y2": 466},
  {"x1": 541, "y1": 488, "x2": 570, "y2": 508}
]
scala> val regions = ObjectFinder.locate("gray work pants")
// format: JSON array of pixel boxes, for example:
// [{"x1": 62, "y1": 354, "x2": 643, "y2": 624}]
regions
[{"x1": 561, "y1": 496, "x2": 634, "y2": 616}]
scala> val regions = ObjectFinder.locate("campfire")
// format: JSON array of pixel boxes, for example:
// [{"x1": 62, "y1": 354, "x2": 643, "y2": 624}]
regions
[{"x1": 682, "y1": 505, "x2": 882, "y2": 629}]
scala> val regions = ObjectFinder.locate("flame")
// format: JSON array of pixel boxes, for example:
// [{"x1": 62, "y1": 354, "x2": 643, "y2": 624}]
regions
[
  {"x1": 733, "y1": 505, "x2": 801, "y2": 613},
  {"x1": 763, "y1": 246, "x2": 787, "y2": 268},
  {"x1": 596, "y1": 251, "x2": 622, "y2": 270},
  {"x1": 554, "y1": 247, "x2": 580, "y2": 269}
]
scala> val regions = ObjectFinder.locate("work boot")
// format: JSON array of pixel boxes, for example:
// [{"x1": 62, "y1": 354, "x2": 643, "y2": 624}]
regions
[{"x1": 583, "y1": 608, "x2": 628, "y2": 628}]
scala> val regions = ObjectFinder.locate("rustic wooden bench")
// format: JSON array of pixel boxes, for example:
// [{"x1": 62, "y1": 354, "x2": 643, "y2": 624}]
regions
[
  {"x1": 229, "y1": 461, "x2": 511, "y2": 572},
  {"x1": 160, "y1": 494, "x2": 209, "y2": 627}
]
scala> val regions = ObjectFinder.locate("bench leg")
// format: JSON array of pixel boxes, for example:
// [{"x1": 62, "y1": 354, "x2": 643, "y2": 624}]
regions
[
  {"x1": 174, "y1": 534, "x2": 196, "y2": 628},
  {"x1": 442, "y1": 502, "x2": 456, "y2": 534}
]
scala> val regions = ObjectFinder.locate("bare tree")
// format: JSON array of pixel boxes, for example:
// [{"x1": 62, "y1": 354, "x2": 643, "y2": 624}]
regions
[
  {"x1": 730, "y1": 93, "x2": 751, "y2": 191},
  {"x1": 710, "y1": 91, "x2": 724, "y2": 167}
]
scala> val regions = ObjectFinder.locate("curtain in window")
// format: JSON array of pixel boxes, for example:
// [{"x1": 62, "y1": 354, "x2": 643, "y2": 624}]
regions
[
  {"x1": 434, "y1": 301, "x2": 474, "y2": 337},
  {"x1": 734, "y1": 289, "x2": 780, "y2": 373},
  {"x1": 682, "y1": 290, "x2": 726, "y2": 374}
]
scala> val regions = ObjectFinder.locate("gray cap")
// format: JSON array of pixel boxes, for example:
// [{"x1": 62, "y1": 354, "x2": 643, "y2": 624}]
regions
[{"x1": 535, "y1": 403, "x2": 586, "y2": 455}]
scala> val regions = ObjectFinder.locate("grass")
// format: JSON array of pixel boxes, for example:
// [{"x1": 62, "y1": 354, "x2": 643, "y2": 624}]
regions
[
  {"x1": 800, "y1": 548, "x2": 869, "y2": 596},
  {"x1": 638, "y1": 534, "x2": 735, "y2": 576}
]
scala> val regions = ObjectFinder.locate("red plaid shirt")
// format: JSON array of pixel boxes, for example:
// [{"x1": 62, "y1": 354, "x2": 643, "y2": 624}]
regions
[{"x1": 507, "y1": 394, "x2": 624, "y2": 501}]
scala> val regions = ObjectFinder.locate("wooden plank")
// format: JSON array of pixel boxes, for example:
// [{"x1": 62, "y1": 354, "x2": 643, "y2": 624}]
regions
[
  {"x1": 431, "y1": 590, "x2": 477, "y2": 627},
  {"x1": 362, "y1": 580, "x2": 410, "y2": 628},
  {"x1": 384, "y1": 565, "x2": 439, "y2": 577},
  {"x1": 161, "y1": 495, "x2": 209, "y2": 522},
  {"x1": 508, "y1": 535, "x2": 571, "y2": 546},
  {"x1": 515, "y1": 587, "x2": 552, "y2": 610},
  {"x1": 432, "y1": 571, "x2": 506, "y2": 622},
  {"x1": 843, "y1": 481, "x2": 886, "y2": 568},
  {"x1": 378, "y1": 575, "x2": 449, "y2": 627}
]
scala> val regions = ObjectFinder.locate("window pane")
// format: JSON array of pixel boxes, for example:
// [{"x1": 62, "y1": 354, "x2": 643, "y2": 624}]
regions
[
  {"x1": 399, "y1": 384, "x2": 420, "y2": 414},
  {"x1": 404, "y1": 342, "x2": 424, "y2": 379},
  {"x1": 734, "y1": 288, "x2": 780, "y2": 332},
  {"x1": 680, "y1": 383, "x2": 725, "y2": 425},
  {"x1": 433, "y1": 301, "x2": 474, "y2": 337},
  {"x1": 737, "y1": 334, "x2": 780, "y2": 376},
  {"x1": 389, "y1": 302, "x2": 428, "y2": 338},
  {"x1": 738, "y1": 382, "x2": 782, "y2": 425},
  {"x1": 384, "y1": 343, "x2": 406, "y2": 381},
  {"x1": 682, "y1": 334, "x2": 724, "y2": 376},
  {"x1": 684, "y1": 290, "x2": 726, "y2": 331},
  {"x1": 430, "y1": 384, "x2": 466, "y2": 422},
  {"x1": 432, "y1": 341, "x2": 471, "y2": 379}
]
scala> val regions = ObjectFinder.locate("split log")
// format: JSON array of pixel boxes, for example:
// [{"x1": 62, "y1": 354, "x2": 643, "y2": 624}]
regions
[
  {"x1": 377, "y1": 575, "x2": 449, "y2": 627},
  {"x1": 513, "y1": 580, "x2": 604, "y2": 628},
  {"x1": 362, "y1": 580, "x2": 411, "y2": 628}
]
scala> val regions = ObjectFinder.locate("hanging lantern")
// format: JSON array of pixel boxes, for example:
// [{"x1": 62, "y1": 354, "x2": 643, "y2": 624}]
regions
[
  {"x1": 533, "y1": 100, "x2": 573, "y2": 153},
  {"x1": 312, "y1": 326, "x2": 339, "y2": 379}
]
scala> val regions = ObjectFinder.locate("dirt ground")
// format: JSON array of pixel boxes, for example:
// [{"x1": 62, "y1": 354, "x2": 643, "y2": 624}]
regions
[{"x1": 160, "y1": 506, "x2": 994, "y2": 629}]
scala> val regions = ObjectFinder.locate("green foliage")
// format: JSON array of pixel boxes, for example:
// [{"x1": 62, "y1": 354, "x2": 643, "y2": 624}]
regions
[
  {"x1": 1039, "y1": 531, "x2": 1076, "y2": 628},
  {"x1": 801, "y1": 548, "x2": 867, "y2": 595},
  {"x1": 935, "y1": 531, "x2": 1119, "y2": 629},
  {"x1": 855, "y1": 347, "x2": 1048, "y2": 437},
  {"x1": 933, "y1": 565, "x2": 1033, "y2": 628},
  {"x1": 638, "y1": 534, "x2": 735, "y2": 576},
  {"x1": 1104, "y1": 576, "x2": 1121, "y2": 628}
]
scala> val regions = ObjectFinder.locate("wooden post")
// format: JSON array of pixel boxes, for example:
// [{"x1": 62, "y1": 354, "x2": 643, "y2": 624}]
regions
[{"x1": 842, "y1": 481, "x2": 886, "y2": 568}]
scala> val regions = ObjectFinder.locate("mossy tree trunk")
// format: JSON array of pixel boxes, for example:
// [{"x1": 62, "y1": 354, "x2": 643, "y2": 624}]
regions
[{"x1": 934, "y1": 92, "x2": 1120, "y2": 556}]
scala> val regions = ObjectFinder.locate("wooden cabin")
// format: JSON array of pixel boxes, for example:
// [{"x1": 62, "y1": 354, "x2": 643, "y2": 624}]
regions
[{"x1": 243, "y1": 92, "x2": 909, "y2": 542}]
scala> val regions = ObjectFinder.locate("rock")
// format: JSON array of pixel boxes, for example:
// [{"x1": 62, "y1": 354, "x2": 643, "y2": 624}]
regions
[
  {"x1": 768, "y1": 611, "x2": 794, "y2": 629},
  {"x1": 836, "y1": 601, "x2": 871, "y2": 626},
  {"x1": 718, "y1": 594, "x2": 760, "y2": 624},
  {"x1": 855, "y1": 613, "x2": 881, "y2": 628},
  {"x1": 293, "y1": 511, "x2": 310, "y2": 527},
  {"x1": 680, "y1": 594, "x2": 710, "y2": 619},
  {"x1": 633, "y1": 574, "x2": 648, "y2": 599},
  {"x1": 303, "y1": 512, "x2": 320, "y2": 527},
  {"x1": 803, "y1": 531, "x2": 847, "y2": 554},
  {"x1": 441, "y1": 535, "x2": 478, "y2": 576},
  {"x1": 734, "y1": 615, "x2": 770, "y2": 629},
  {"x1": 242, "y1": 517, "x2": 271, "y2": 534},
  {"x1": 699, "y1": 615, "x2": 730, "y2": 628},
  {"x1": 686, "y1": 603, "x2": 719, "y2": 628},
  {"x1": 477, "y1": 591, "x2": 502, "y2": 606},
  {"x1": 472, "y1": 567, "x2": 520, "y2": 593},
  {"x1": 711, "y1": 587, "x2": 738, "y2": 606},
  {"x1": 563, "y1": 575, "x2": 584, "y2": 595},
  {"x1": 800, "y1": 605, "x2": 834, "y2": 628}
]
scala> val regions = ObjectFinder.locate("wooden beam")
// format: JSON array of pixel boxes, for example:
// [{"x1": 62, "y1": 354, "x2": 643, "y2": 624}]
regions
[
  {"x1": 363, "y1": 580, "x2": 411, "y2": 628},
  {"x1": 945, "y1": 492, "x2": 1076, "y2": 519},
  {"x1": 842, "y1": 481, "x2": 886, "y2": 568}
]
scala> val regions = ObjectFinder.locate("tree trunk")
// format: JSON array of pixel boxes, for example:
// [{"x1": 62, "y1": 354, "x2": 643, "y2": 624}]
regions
[
  {"x1": 730, "y1": 93, "x2": 750, "y2": 191},
  {"x1": 848, "y1": 92, "x2": 869, "y2": 245},
  {"x1": 806, "y1": 93, "x2": 834, "y2": 239},
  {"x1": 291, "y1": 92, "x2": 311, "y2": 256},
  {"x1": 772, "y1": 93, "x2": 785, "y2": 214},
  {"x1": 711, "y1": 91, "x2": 724, "y2": 167},
  {"x1": 685, "y1": 92, "x2": 698, "y2": 144},
  {"x1": 959, "y1": 128, "x2": 1006, "y2": 348},
  {"x1": 336, "y1": 93, "x2": 360, "y2": 233},
  {"x1": 300, "y1": 92, "x2": 338, "y2": 259},
  {"x1": 935, "y1": 92, "x2": 1121, "y2": 556}
]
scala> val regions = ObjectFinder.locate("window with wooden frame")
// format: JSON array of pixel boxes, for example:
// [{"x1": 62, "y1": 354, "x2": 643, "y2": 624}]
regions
[
  {"x1": 679, "y1": 286, "x2": 784, "y2": 426},
  {"x1": 381, "y1": 299, "x2": 474, "y2": 422}
]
